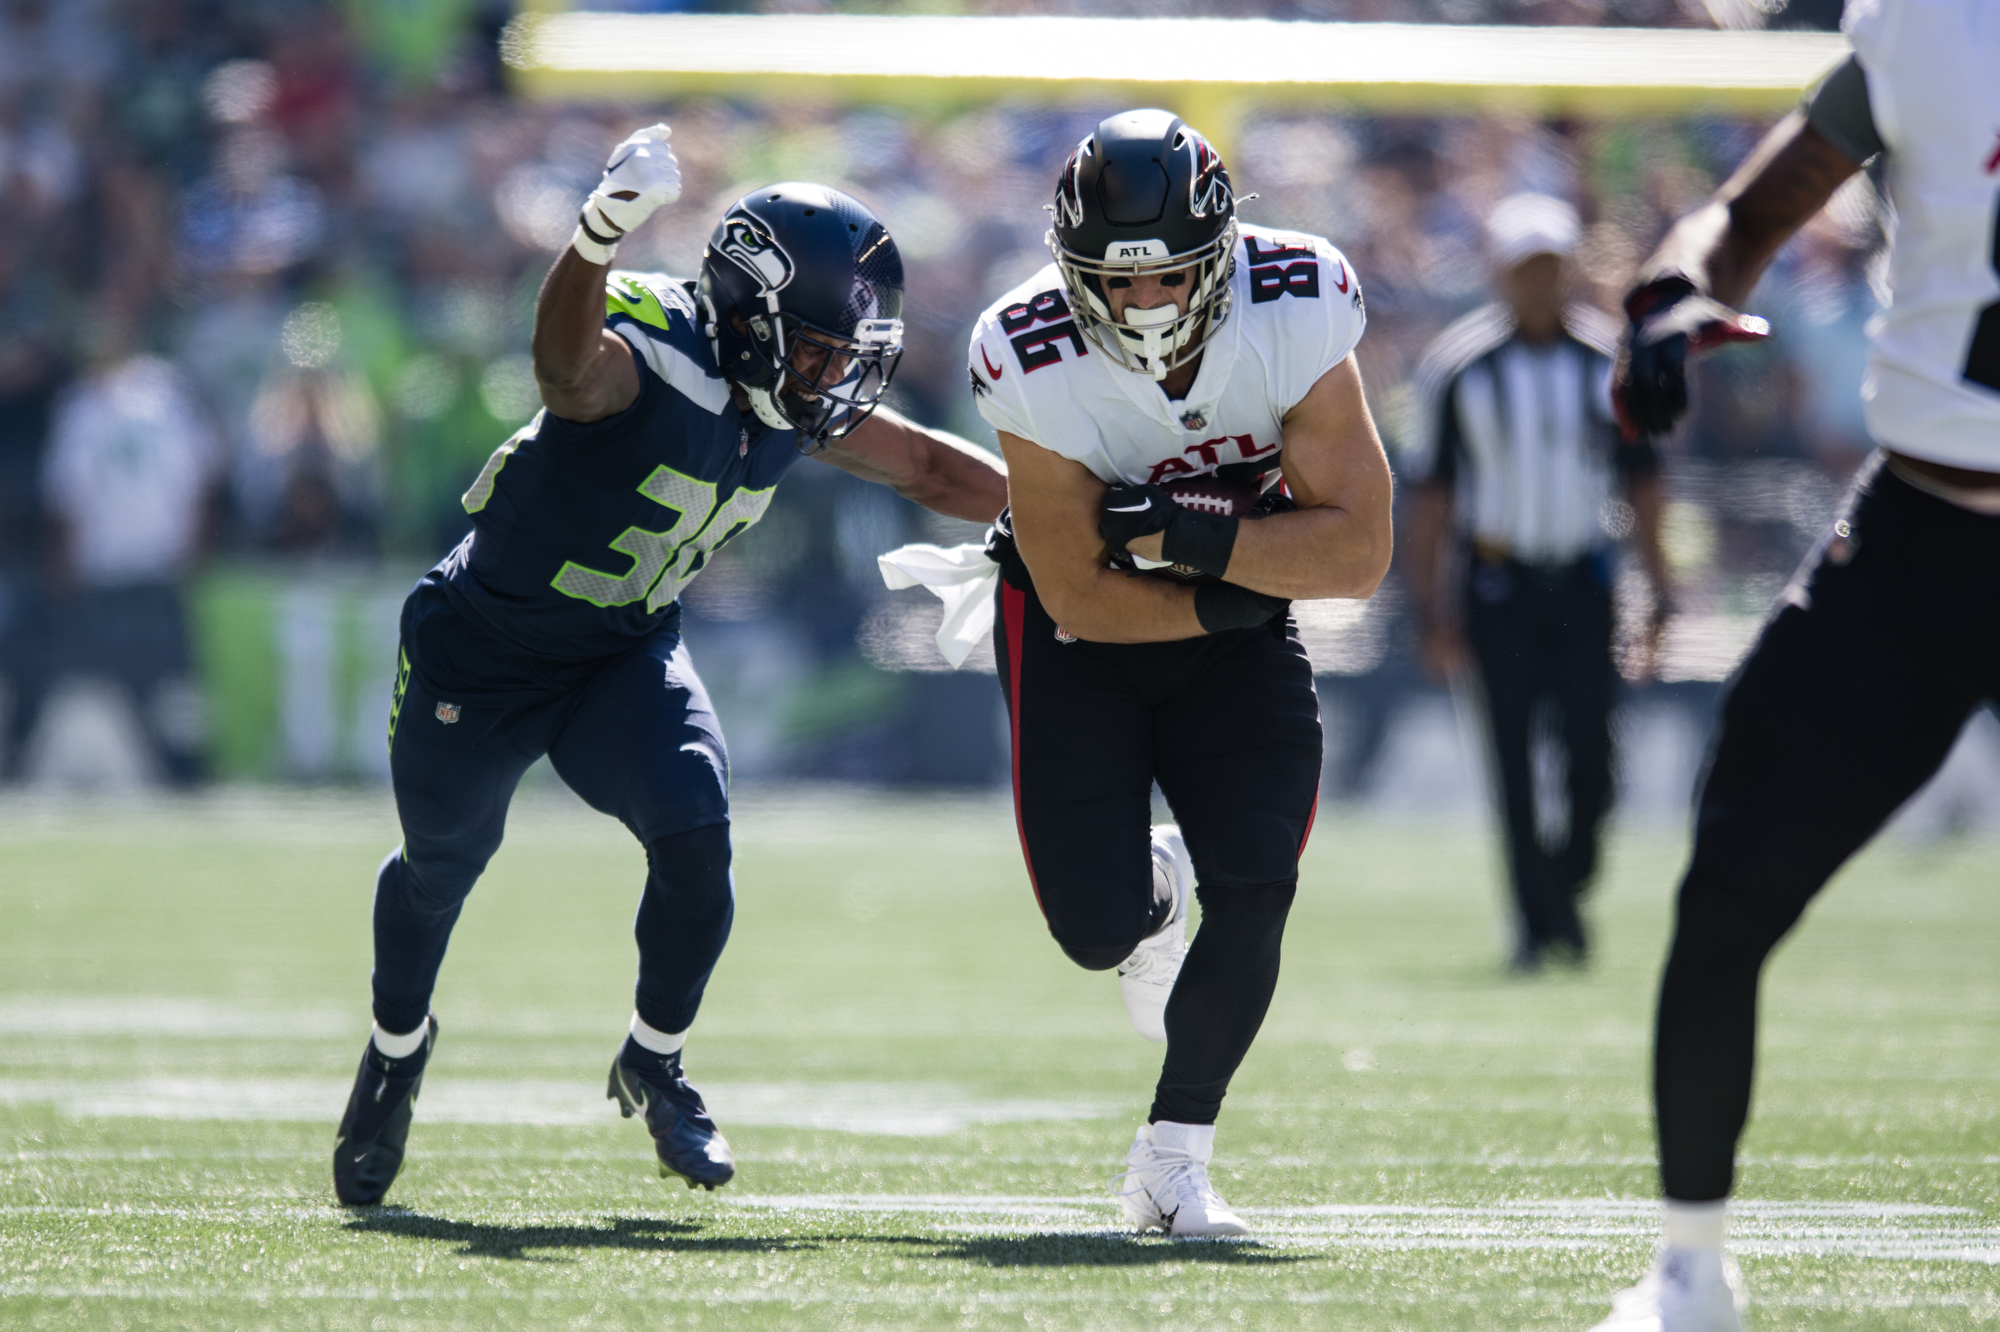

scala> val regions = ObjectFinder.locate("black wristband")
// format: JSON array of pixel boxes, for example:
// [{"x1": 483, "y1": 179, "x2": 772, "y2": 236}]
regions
[
  {"x1": 1161, "y1": 509, "x2": 1239, "y2": 580},
  {"x1": 1194, "y1": 582, "x2": 1288, "y2": 634}
]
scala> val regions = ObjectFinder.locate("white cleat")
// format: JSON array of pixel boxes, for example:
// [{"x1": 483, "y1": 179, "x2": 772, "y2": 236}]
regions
[
  {"x1": 1113, "y1": 1121, "x2": 1251, "y2": 1239},
  {"x1": 1117, "y1": 825, "x2": 1193, "y2": 1043},
  {"x1": 1587, "y1": 1247, "x2": 1748, "y2": 1332}
]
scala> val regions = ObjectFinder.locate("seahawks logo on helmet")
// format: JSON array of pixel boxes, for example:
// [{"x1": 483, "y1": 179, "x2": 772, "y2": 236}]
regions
[
  {"x1": 1183, "y1": 131, "x2": 1231, "y2": 219},
  {"x1": 714, "y1": 207, "x2": 794, "y2": 295}
]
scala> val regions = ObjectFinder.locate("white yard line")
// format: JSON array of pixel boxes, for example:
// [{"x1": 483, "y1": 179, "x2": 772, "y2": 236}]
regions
[
  {"x1": 0, "y1": 1076, "x2": 1119, "y2": 1135},
  {"x1": 0, "y1": 997, "x2": 351, "y2": 1039},
  {"x1": 723, "y1": 1194, "x2": 2000, "y2": 1260},
  {"x1": 4, "y1": 1196, "x2": 1997, "y2": 1263}
]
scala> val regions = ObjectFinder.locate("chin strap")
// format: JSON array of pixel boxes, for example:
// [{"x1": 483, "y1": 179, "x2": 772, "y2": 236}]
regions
[
  {"x1": 744, "y1": 385, "x2": 791, "y2": 431},
  {"x1": 1122, "y1": 305, "x2": 1180, "y2": 381},
  {"x1": 1127, "y1": 304, "x2": 1204, "y2": 381}
]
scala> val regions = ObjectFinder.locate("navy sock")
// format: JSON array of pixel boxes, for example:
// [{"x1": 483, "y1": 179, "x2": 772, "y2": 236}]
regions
[
  {"x1": 618, "y1": 1035, "x2": 683, "y2": 1075},
  {"x1": 364, "y1": 1036, "x2": 430, "y2": 1080}
]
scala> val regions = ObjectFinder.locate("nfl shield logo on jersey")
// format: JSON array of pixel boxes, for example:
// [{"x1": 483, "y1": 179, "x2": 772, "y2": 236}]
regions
[{"x1": 435, "y1": 702, "x2": 461, "y2": 724}]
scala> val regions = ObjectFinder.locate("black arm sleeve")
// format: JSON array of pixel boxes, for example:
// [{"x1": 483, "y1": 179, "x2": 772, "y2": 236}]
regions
[{"x1": 1802, "y1": 55, "x2": 1885, "y2": 166}]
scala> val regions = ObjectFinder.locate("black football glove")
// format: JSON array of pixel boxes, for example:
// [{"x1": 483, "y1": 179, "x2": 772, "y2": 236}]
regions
[
  {"x1": 1615, "y1": 277, "x2": 1696, "y2": 438},
  {"x1": 1099, "y1": 484, "x2": 1176, "y2": 551},
  {"x1": 1615, "y1": 276, "x2": 1772, "y2": 440},
  {"x1": 1099, "y1": 483, "x2": 1238, "y2": 580}
]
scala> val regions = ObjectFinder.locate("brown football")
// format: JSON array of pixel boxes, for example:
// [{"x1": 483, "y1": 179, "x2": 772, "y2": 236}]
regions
[{"x1": 1116, "y1": 473, "x2": 1274, "y2": 584}]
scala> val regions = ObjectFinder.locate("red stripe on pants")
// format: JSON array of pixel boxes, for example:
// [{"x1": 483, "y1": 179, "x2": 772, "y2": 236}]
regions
[
  {"x1": 1000, "y1": 580, "x2": 1045, "y2": 916},
  {"x1": 1298, "y1": 791, "x2": 1320, "y2": 857}
]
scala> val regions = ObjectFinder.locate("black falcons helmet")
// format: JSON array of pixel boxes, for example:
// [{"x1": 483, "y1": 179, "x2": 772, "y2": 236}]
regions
[
  {"x1": 1048, "y1": 109, "x2": 1238, "y2": 381},
  {"x1": 698, "y1": 183, "x2": 904, "y2": 450}
]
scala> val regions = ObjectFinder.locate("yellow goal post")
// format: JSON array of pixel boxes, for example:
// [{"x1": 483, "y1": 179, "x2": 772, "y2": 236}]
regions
[{"x1": 501, "y1": 11, "x2": 1850, "y2": 153}]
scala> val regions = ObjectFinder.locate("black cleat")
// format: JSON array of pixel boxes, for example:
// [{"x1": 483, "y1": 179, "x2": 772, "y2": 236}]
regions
[
  {"x1": 608, "y1": 1043, "x2": 735, "y2": 1190},
  {"x1": 332, "y1": 1015, "x2": 437, "y2": 1206}
]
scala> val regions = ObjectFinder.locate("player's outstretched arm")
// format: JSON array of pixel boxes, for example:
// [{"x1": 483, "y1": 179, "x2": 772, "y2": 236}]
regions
[
  {"x1": 1642, "y1": 112, "x2": 1863, "y2": 309},
  {"x1": 1617, "y1": 112, "x2": 1862, "y2": 438},
  {"x1": 1123, "y1": 355, "x2": 1393, "y2": 601},
  {"x1": 999, "y1": 430, "x2": 1210, "y2": 644},
  {"x1": 815, "y1": 406, "x2": 1009, "y2": 523},
  {"x1": 532, "y1": 124, "x2": 682, "y2": 425},
  {"x1": 532, "y1": 247, "x2": 640, "y2": 424}
]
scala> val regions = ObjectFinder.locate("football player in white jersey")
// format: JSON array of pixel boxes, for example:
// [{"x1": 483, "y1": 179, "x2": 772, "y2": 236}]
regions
[
  {"x1": 1589, "y1": 0, "x2": 2000, "y2": 1325},
  {"x1": 969, "y1": 109, "x2": 1392, "y2": 1237}
]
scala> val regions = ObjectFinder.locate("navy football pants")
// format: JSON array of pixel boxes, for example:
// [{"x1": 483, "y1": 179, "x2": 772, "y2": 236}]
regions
[
  {"x1": 371, "y1": 600, "x2": 734, "y2": 1038},
  {"x1": 993, "y1": 570, "x2": 1323, "y2": 1127},
  {"x1": 1657, "y1": 460, "x2": 2000, "y2": 1201}
]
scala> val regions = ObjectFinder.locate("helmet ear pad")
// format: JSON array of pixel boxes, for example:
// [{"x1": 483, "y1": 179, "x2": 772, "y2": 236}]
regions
[{"x1": 698, "y1": 266, "x2": 782, "y2": 394}]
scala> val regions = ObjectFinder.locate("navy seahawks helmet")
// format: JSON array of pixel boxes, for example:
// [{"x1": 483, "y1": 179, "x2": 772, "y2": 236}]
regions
[
  {"x1": 1047, "y1": 109, "x2": 1238, "y2": 381},
  {"x1": 697, "y1": 183, "x2": 904, "y2": 450}
]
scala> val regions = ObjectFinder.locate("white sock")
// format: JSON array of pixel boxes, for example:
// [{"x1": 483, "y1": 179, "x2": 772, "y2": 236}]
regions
[
  {"x1": 629, "y1": 1012, "x2": 687, "y2": 1056},
  {"x1": 371, "y1": 1020, "x2": 428, "y2": 1060},
  {"x1": 1148, "y1": 1120, "x2": 1216, "y2": 1161},
  {"x1": 1664, "y1": 1198, "x2": 1729, "y2": 1251}
]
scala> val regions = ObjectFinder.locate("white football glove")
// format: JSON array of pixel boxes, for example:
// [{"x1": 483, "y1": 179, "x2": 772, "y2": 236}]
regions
[{"x1": 571, "y1": 124, "x2": 682, "y2": 265}]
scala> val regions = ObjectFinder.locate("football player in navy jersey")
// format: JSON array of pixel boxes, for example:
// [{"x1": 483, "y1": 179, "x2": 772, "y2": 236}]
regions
[{"x1": 332, "y1": 125, "x2": 1007, "y2": 1206}]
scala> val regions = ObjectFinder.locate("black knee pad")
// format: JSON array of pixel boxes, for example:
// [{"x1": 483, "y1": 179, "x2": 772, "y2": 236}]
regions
[
  {"x1": 1059, "y1": 940, "x2": 1136, "y2": 971},
  {"x1": 1044, "y1": 882, "x2": 1157, "y2": 972},
  {"x1": 1196, "y1": 878, "x2": 1298, "y2": 925},
  {"x1": 1669, "y1": 870, "x2": 1804, "y2": 974},
  {"x1": 379, "y1": 848, "x2": 476, "y2": 919},
  {"x1": 643, "y1": 824, "x2": 734, "y2": 917},
  {"x1": 1186, "y1": 815, "x2": 1307, "y2": 892}
]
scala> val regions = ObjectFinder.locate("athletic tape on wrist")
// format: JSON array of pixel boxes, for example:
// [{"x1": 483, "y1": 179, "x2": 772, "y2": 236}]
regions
[
  {"x1": 1161, "y1": 509, "x2": 1238, "y2": 580},
  {"x1": 570, "y1": 215, "x2": 620, "y2": 266}
]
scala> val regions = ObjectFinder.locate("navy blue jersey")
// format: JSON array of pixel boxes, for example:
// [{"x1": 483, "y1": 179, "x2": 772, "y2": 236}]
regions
[{"x1": 436, "y1": 272, "x2": 804, "y2": 663}]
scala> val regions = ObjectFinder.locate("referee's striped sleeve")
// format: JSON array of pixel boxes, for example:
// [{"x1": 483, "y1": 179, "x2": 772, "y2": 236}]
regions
[{"x1": 1407, "y1": 303, "x2": 1513, "y2": 486}]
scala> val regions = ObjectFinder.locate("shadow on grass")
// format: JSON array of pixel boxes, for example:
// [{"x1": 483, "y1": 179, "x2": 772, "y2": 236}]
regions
[
  {"x1": 915, "y1": 1233, "x2": 1313, "y2": 1268},
  {"x1": 344, "y1": 1211, "x2": 1314, "y2": 1270},
  {"x1": 341, "y1": 1210, "x2": 819, "y2": 1262}
]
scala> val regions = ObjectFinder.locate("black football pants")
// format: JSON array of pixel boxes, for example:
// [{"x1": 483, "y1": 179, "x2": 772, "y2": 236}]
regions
[
  {"x1": 1657, "y1": 459, "x2": 2000, "y2": 1202},
  {"x1": 1462, "y1": 554, "x2": 1617, "y2": 953},
  {"x1": 993, "y1": 570, "x2": 1323, "y2": 1127}
]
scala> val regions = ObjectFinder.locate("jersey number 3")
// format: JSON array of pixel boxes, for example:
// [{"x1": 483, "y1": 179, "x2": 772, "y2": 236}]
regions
[
  {"x1": 1965, "y1": 188, "x2": 2000, "y2": 395},
  {"x1": 552, "y1": 466, "x2": 772, "y2": 613}
]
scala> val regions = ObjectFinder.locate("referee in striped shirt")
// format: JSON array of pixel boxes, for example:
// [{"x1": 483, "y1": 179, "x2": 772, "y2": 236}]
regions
[{"x1": 1404, "y1": 193, "x2": 1673, "y2": 971}]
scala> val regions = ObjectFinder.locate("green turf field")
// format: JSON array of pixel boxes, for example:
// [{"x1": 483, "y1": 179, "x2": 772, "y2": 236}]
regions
[{"x1": 2, "y1": 787, "x2": 1996, "y2": 1330}]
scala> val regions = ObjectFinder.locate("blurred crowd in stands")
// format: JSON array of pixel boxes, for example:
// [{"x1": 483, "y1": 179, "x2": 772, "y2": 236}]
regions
[{"x1": 0, "y1": 0, "x2": 1883, "y2": 788}]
